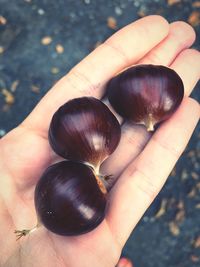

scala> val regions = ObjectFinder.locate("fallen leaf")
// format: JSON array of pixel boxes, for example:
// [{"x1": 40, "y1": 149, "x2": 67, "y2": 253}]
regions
[
  {"x1": 107, "y1": 17, "x2": 117, "y2": 30},
  {"x1": 196, "y1": 182, "x2": 200, "y2": 190},
  {"x1": 187, "y1": 188, "x2": 196, "y2": 198},
  {"x1": 167, "y1": 0, "x2": 181, "y2": 5},
  {"x1": 175, "y1": 209, "x2": 185, "y2": 224},
  {"x1": 41, "y1": 36, "x2": 52, "y2": 45},
  {"x1": 193, "y1": 236, "x2": 200, "y2": 248},
  {"x1": 137, "y1": 10, "x2": 146, "y2": 17},
  {"x1": 190, "y1": 255, "x2": 199, "y2": 262},
  {"x1": 188, "y1": 11, "x2": 200, "y2": 27},
  {"x1": 56, "y1": 44, "x2": 64, "y2": 54},
  {"x1": 1, "y1": 89, "x2": 15, "y2": 104},
  {"x1": 0, "y1": 15, "x2": 7, "y2": 25},
  {"x1": 191, "y1": 172, "x2": 199, "y2": 180},
  {"x1": 187, "y1": 150, "x2": 195, "y2": 158},
  {"x1": 31, "y1": 85, "x2": 40, "y2": 94},
  {"x1": 177, "y1": 200, "x2": 184, "y2": 210},
  {"x1": 155, "y1": 199, "x2": 168, "y2": 218},
  {"x1": 169, "y1": 222, "x2": 180, "y2": 236},
  {"x1": 10, "y1": 80, "x2": 19, "y2": 92},
  {"x1": 192, "y1": 1, "x2": 200, "y2": 8},
  {"x1": 51, "y1": 67, "x2": 59, "y2": 74},
  {"x1": 195, "y1": 203, "x2": 200, "y2": 209},
  {"x1": 0, "y1": 46, "x2": 4, "y2": 54}
]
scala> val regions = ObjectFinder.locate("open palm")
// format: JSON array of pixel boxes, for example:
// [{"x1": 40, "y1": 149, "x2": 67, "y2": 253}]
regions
[{"x1": 0, "y1": 16, "x2": 199, "y2": 267}]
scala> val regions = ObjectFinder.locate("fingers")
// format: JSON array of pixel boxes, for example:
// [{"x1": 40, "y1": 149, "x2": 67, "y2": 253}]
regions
[
  {"x1": 139, "y1": 21, "x2": 196, "y2": 65},
  {"x1": 170, "y1": 49, "x2": 200, "y2": 95},
  {"x1": 23, "y1": 16, "x2": 169, "y2": 135},
  {"x1": 106, "y1": 97, "x2": 200, "y2": 248},
  {"x1": 101, "y1": 23, "x2": 198, "y2": 179}
]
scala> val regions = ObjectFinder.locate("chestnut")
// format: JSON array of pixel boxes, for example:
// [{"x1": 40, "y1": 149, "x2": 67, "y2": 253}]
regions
[
  {"x1": 15, "y1": 161, "x2": 107, "y2": 238},
  {"x1": 49, "y1": 97, "x2": 121, "y2": 167},
  {"x1": 106, "y1": 64, "x2": 184, "y2": 131}
]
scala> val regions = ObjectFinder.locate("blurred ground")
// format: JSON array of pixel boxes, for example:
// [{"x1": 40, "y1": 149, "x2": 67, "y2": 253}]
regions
[{"x1": 0, "y1": 1, "x2": 200, "y2": 267}]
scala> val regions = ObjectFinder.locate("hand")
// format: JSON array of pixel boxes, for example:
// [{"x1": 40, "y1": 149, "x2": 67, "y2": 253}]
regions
[{"x1": 0, "y1": 15, "x2": 199, "y2": 267}]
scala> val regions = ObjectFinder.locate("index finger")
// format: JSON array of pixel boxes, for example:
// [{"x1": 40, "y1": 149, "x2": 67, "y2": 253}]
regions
[{"x1": 23, "y1": 15, "x2": 169, "y2": 135}]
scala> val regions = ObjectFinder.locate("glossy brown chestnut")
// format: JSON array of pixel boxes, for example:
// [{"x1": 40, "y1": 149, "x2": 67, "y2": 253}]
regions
[
  {"x1": 49, "y1": 97, "x2": 121, "y2": 167},
  {"x1": 34, "y1": 161, "x2": 107, "y2": 236},
  {"x1": 107, "y1": 64, "x2": 184, "y2": 131}
]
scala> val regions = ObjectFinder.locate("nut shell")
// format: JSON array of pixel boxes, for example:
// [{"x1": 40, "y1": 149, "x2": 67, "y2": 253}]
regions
[
  {"x1": 49, "y1": 97, "x2": 121, "y2": 166},
  {"x1": 34, "y1": 161, "x2": 106, "y2": 236},
  {"x1": 107, "y1": 64, "x2": 184, "y2": 131}
]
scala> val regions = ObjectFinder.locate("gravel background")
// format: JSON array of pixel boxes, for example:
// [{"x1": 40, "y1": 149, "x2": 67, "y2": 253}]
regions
[{"x1": 0, "y1": 1, "x2": 200, "y2": 267}]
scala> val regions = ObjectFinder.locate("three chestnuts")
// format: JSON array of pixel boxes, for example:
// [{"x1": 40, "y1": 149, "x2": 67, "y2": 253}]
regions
[{"x1": 15, "y1": 64, "x2": 184, "y2": 239}]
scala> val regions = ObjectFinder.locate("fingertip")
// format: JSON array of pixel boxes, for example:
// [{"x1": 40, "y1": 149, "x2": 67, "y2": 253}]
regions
[
  {"x1": 137, "y1": 15, "x2": 169, "y2": 36},
  {"x1": 180, "y1": 48, "x2": 200, "y2": 61},
  {"x1": 187, "y1": 97, "x2": 200, "y2": 115},
  {"x1": 169, "y1": 21, "x2": 196, "y2": 44},
  {"x1": 170, "y1": 48, "x2": 200, "y2": 95},
  {"x1": 142, "y1": 15, "x2": 169, "y2": 28}
]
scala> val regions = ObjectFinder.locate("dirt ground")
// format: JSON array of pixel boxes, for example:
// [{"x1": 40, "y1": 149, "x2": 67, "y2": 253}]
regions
[{"x1": 0, "y1": 1, "x2": 200, "y2": 266}]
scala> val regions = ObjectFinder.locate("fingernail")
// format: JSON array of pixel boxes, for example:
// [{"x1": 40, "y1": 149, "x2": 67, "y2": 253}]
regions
[{"x1": 116, "y1": 257, "x2": 133, "y2": 267}]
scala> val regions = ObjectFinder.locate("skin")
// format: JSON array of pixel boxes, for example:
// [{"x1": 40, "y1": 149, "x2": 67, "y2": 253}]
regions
[{"x1": 0, "y1": 16, "x2": 199, "y2": 267}]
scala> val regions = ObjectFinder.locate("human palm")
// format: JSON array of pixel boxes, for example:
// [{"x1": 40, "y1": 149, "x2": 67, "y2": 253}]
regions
[{"x1": 0, "y1": 16, "x2": 199, "y2": 267}]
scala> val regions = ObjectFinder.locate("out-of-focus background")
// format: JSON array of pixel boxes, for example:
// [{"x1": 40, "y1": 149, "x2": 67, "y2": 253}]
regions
[{"x1": 0, "y1": 0, "x2": 200, "y2": 266}]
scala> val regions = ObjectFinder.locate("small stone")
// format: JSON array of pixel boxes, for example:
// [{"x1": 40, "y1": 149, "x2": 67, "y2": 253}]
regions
[
  {"x1": 0, "y1": 46, "x2": 4, "y2": 54},
  {"x1": 107, "y1": 17, "x2": 117, "y2": 30},
  {"x1": 115, "y1": 6, "x2": 123, "y2": 15},
  {"x1": 41, "y1": 36, "x2": 52, "y2": 45},
  {"x1": 38, "y1": 9, "x2": 45, "y2": 15},
  {"x1": 0, "y1": 129, "x2": 6, "y2": 137},
  {"x1": 84, "y1": 0, "x2": 90, "y2": 4},
  {"x1": 134, "y1": 1, "x2": 140, "y2": 7},
  {"x1": 51, "y1": 67, "x2": 59, "y2": 74},
  {"x1": 181, "y1": 169, "x2": 188, "y2": 180},
  {"x1": 188, "y1": 11, "x2": 200, "y2": 27},
  {"x1": 56, "y1": 44, "x2": 64, "y2": 54},
  {"x1": 1, "y1": 89, "x2": 15, "y2": 104},
  {"x1": 0, "y1": 15, "x2": 7, "y2": 25}
]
